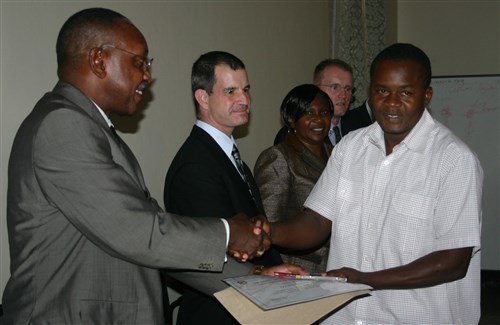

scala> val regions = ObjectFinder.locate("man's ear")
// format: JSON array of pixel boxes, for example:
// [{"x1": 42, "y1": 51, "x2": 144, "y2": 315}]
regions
[
  {"x1": 194, "y1": 89, "x2": 209, "y2": 109},
  {"x1": 89, "y1": 47, "x2": 106, "y2": 78},
  {"x1": 424, "y1": 86, "x2": 433, "y2": 106}
]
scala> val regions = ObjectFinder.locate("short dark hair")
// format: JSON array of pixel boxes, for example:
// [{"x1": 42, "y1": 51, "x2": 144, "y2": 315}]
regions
[
  {"x1": 313, "y1": 58, "x2": 353, "y2": 84},
  {"x1": 370, "y1": 43, "x2": 432, "y2": 88},
  {"x1": 56, "y1": 8, "x2": 129, "y2": 67},
  {"x1": 281, "y1": 84, "x2": 333, "y2": 129},
  {"x1": 191, "y1": 51, "x2": 246, "y2": 111}
]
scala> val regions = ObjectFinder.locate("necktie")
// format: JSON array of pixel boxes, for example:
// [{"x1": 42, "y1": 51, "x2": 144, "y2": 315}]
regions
[
  {"x1": 110, "y1": 126, "x2": 121, "y2": 143},
  {"x1": 332, "y1": 125, "x2": 342, "y2": 144},
  {"x1": 231, "y1": 145, "x2": 257, "y2": 206}
]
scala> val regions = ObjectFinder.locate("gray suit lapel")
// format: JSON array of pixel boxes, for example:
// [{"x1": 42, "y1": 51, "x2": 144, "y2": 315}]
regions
[{"x1": 53, "y1": 82, "x2": 148, "y2": 194}]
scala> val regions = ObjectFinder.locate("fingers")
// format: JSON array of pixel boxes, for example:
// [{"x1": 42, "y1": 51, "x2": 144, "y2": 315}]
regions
[
  {"x1": 252, "y1": 215, "x2": 271, "y2": 255},
  {"x1": 262, "y1": 263, "x2": 309, "y2": 276},
  {"x1": 227, "y1": 213, "x2": 270, "y2": 262},
  {"x1": 325, "y1": 268, "x2": 351, "y2": 282},
  {"x1": 260, "y1": 229, "x2": 271, "y2": 252},
  {"x1": 252, "y1": 219, "x2": 262, "y2": 236},
  {"x1": 284, "y1": 264, "x2": 309, "y2": 275},
  {"x1": 253, "y1": 215, "x2": 272, "y2": 238},
  {"x1": 228, "y1": 249, "x2": 249, "y2": 263},
  {"x1": 254, "y1": 228, "x2": 266, "y2": 258}
]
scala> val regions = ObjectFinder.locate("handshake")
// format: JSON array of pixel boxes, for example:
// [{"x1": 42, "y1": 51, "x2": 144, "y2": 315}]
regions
[{"x1": 226, "y1": 213, "x2": 272, "y2": 263}]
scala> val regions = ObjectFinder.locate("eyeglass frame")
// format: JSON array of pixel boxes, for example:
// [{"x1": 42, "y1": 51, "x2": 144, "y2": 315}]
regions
[
  {"x1": 98, "y1": 44, "x2": 153, "y2": 72},
  {"x1": 319, "y1": 83, "x2": 356, "y2": 95}
]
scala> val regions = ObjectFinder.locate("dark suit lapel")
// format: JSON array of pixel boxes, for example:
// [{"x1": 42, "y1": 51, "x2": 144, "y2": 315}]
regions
[
  {"x1": 191, "y1": 126, "x2": 263, "y2": 213},
  {"x1": 191, "y1": 126, "x2": 241, "y2": 180},
  {"x1": 111, "y1": 135, "x2": 148, "y2": 194}
]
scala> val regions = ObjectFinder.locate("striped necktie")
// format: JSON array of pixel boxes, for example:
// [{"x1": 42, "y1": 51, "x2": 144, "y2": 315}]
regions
[{"x1": 231, "y1": 145, "x2": 257, "y2": 206}]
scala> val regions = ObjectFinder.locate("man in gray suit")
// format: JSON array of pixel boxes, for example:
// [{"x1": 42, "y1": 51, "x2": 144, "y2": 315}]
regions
[{"x1": 1, "y1": 8, "x2": 268, "y2": 324}]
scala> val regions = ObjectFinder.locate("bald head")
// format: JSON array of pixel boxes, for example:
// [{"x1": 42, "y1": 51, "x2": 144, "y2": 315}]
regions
[
  {"x1": 54, "y1": 8, "x2": 151, "y2": 117},
  {"x1": 56, "y1": 8, "x2": 130, "y2": 76}
]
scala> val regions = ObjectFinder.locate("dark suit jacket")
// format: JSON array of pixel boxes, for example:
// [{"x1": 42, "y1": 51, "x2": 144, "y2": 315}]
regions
[
  {"x1": 2, "y1": 82, "x2": 229, "y2": 324},
  {"x1": 341, "y1": 101, "x2": 374, "y2": 136},
  {"x1": 164, "y1": 126, "x2": 282, "y2": 267},
  {"x1": 164, "y1": 125, "x2": 282, "y2": 324},
  {"x1": 165, "y1": 125, "x2": 264, "y2": 221}
]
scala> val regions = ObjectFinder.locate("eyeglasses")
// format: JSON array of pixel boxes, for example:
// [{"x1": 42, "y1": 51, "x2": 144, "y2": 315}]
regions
[
  {"x1": 320, "y1": 83, "x2": 356, "y2": 95},
  {"x1": 99, "y1": 44, "x2": 153, "y2": 72}
]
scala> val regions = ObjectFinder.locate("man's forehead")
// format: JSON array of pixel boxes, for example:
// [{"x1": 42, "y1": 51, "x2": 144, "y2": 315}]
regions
[
  {"x1": 214, "y1": 65, "x2": 248, "y2": 84},
  {"x1": 215, "y1": 64, "x2": 246, "y2": 75},
  {"x1": 373, "y1": 60, "x2": 424, "y2": 81},
  {"x1": 322, "y1": 66, "x2": 353, "y2": 82}
]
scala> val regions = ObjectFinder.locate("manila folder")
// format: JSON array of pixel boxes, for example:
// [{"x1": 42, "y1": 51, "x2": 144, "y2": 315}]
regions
[{"x1": 214, "y1": 286, "x2": 370, "y2": 325}]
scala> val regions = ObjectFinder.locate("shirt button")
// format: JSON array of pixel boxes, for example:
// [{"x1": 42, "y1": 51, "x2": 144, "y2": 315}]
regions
[
  {"x1": 356, "y1": 320, "x2": 363, "y2": 325},
  {"x1": 363, "y1": 256, "x2": 370, "y2": 262}
]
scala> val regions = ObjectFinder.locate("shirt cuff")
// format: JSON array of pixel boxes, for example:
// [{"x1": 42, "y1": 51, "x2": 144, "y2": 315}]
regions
[{"x1": 221, "y1": 218, "x2": 229, "y2": 262}]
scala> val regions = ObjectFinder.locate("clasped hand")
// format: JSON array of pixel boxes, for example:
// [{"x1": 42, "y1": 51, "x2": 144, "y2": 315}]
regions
[{"x1": 226, "y1": 213, "x2": 271, "y2": 262}]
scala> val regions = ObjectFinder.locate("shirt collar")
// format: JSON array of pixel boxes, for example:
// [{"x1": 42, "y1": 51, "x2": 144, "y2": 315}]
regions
[
  {"x1": 91, "y1": 100, "x2": 114, "y2": 128},
  {"x1": 367, "y1": 108, "x2": 436, "y2": 154},
  {"x1": 195, "y1": 120, "x2": 236, "y2": 157},
  {"x1": 365, "y1": 100, "x2": 374, "y2": 122}
]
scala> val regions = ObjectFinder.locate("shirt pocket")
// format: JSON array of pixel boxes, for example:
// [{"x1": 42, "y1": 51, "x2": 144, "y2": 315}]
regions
[{"x1": 390, "y1": 191, "x2": 436, "y2": 257}]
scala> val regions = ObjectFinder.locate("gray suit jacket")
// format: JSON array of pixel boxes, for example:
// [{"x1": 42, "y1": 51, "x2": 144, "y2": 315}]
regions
[{"x1": 2, "y1": 81, "x2": 230, "y2": 324}]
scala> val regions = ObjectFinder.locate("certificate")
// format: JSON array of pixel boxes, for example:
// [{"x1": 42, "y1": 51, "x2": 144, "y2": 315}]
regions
[
  {"x1": 215, "y1": 276, "x2": 371, "y2": 324},
  {"x1": 222, "y1": 275, "x2": 371, "y2": 310}
]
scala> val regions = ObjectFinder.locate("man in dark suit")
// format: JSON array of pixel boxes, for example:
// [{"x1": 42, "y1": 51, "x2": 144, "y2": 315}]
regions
[
  {"x1": 2, "y1": 9, "x2": 267, "y2": 324},
  {"x1": 164, "y1": 51, "x2": 284, "y2": 324},
  {"x1": 341, "y1": 100, "x2": 374, "y2": 136}
]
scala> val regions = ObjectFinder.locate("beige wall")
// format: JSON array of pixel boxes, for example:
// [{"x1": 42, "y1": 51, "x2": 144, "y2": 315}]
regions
[
  {"x1": 0, "y1": 0, "x2": 332, "y2": 302},
  {"x1": 397, "y1": 0, "x2": 500, "y2": 76}
]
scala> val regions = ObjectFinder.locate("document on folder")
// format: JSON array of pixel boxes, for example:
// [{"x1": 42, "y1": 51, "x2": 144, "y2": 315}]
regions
[
  {"x1": 214, "y1": 275, "x2": 371, "y2": 324},
  {"x1": 222, "y1": 275, "x2": 371, "y2": 310}
]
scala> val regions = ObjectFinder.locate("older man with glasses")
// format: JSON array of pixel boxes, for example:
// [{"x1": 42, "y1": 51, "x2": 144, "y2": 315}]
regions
[{"x1": 313, "y1": 58, "x2": 356, "y2": 146}]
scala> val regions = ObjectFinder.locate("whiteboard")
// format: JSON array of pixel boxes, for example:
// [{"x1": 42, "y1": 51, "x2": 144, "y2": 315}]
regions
[{"x1": 429, "y1": 75, "x2": 500, "y2": 270}]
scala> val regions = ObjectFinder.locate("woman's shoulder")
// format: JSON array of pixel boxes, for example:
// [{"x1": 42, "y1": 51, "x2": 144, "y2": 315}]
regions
[{"x1": 255, "y1": 143, "x2": 292, "y2": 168}]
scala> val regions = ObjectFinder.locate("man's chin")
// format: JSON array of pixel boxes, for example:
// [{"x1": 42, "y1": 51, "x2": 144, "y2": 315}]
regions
[{"x1": 234, "y1": 112, "x2": 249, "y2": 122}]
